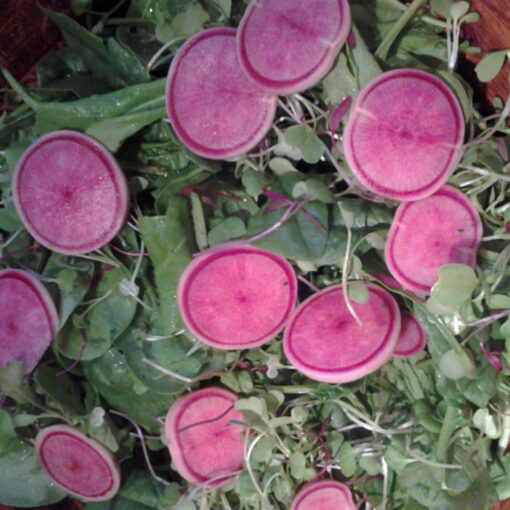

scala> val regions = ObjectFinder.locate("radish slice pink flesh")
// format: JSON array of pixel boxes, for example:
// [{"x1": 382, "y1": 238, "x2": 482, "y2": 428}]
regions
[
  {"x1": 393, "y1": 312, "x2": 427, "y2": 358},
  {"x1": 166, "y1": 27, "x2": 277, "y2": 160},
  {"x1": 0, "y1": 269, "x2": 59, "y2": 374},
  {"x1": 291, "y1": 480, "x2": 356, "y2": 510},
  {"x1": 343, "y1": 69, "x2": 465, "y2": 201},
  {"x1": 283, "y1": 283, "x2": 400, "y2": 383},
  {"x1": 164, "y1": 386, "x2": 245, "y2": 487},
  {"x1": 35, "y1": 424, "x2": 120, "y2": 502},
  {"x1": 12, "y1": 130, "x2": 129, "y2": 255},
  {"x1": 178, "y1": 246, "x2": 297, "y2": 350},
  {"x1": 237, "y1": 0, "x2": 351, "y2": 95},
  {"x1": 385, "y1": 185, "x2": 482, "y2": 295}
]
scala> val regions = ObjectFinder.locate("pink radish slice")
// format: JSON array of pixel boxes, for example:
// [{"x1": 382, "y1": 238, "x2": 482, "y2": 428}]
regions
[
  {"x1": 164, "y1": 386, "x2": 245, "y2": 487},
  {"x1": 291, "y1": 480, "x2": 356, "y2": 510},
  {"x1": 385, "y1": 185, "x2": 482, "y2": 295},
  {"x1": 0, "y1": 269, "x2": 59, "y2": 374},
  {"x1": 237, "y1": 0, "x2": 351, "y2": 95},
  {"x1": 343, "y1": 69, "x2": 465, "y2": 201},
  {"x1": 166, "y1": 27, "x2": 277, "y2": 160},
  {"x1": 177, "y1": 246, "x2": 297, "y2": 350},
  {"x1": 35, "y1": 424, "x2": 120, "y2": 501},
  {"x1": 12, "y1": 130, "x2": 129, "y2": 255},
  {"x1": 283, "y1": 283, "x2": 400, "y2": 383},
  {"x1": 393, "y1": 312, "x2": 426, "y2": 358}
]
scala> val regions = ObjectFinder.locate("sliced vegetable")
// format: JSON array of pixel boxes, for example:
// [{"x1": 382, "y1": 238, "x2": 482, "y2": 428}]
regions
[
  {"x1": 343, "y1": 69, "x2": 465, "y2": 201},
  {"x1": 166, "y1": 27, "x2": 277, "y2": 159},
  {"x1": 291, "y1": 480, "x2": 356, "y2": 509},
  {"x1": 283, "y1": 283, "x2": 401, "y2": 383},
  {"x1": 12, "y1": 130, "x2": 129, "y2": 255},
  {"x1": 393, "y1": 312, "x2": 427, "y2": 358}
]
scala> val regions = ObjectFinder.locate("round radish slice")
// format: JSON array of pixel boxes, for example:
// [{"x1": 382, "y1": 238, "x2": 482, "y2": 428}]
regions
[
  {"x1": 393, "y1": 312, "x2": 427, "y2": 358},
  {"x1": 237, "y1": 0, "x2": 351, "y2": 95},
  {"x1": 166, "y1": 27, "x2": 277, "y2": 160},
  {"x1": 343, "y1": 69, "x2": 465, "y2": 201},
  {"x1": 283, "y1": 283, "x2": 400, "y2": 383},
  {"x1": 0, "y1": 269, "x2": 59, "y2": 374},
  {"x1": 164, "y1": 386, "x2": 245, "y2": 487},
  {"x1": 35, "y1": 425, "x2": 120, "y2": 502},
  {"x1": 177, "y1": 246, "x2": 297, "y2": 350},
  {"x1": 291, "y1": 480, "x2": 356, "y2": 510},
  {"x1": 12, "y1": 130, "x2": 129, "y2": 255},
  {"x1": 385, "y1": 185, "x2": 482, "y2": 295}
]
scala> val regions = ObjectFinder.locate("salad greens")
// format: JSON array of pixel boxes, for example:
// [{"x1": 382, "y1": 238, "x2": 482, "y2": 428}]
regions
[{"x1": 1, "y1": 0, "x2": 510, "y2": 508}]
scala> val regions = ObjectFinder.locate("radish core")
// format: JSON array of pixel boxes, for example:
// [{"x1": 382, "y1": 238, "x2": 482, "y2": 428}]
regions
[
  {"x1": 36, "y1": 425, "x2": 120, "y2": 501},
  {"x1": 343, "y1": 69, "x2": 465, "y2": 201},
  {"x1": 12, "y1": 130, "x2": 129, "y2": 255},
  {"x1": 291, "y1": 480, "x2": 356, "y2": 510},
  {"x1": 178, "y1": 246, "x2": 297, "y2": 350},
  {"x1": 0, "y1": 269, "x2": 58, "y2": 373},
  {"x1": 283, "y1": 283, "x2": 401, "y2": 383},
  {"x1": 164, "y1": 386, "x2": 245, "y2": 487},
  {"x1": 393, "y1": 312, "x2": 426, "y2": 358},
  {"x1": 237, "y1": 0, "x2": 351, "y2": 95},
  {"x1": 385, "y1": 185, "x2": 482, "y2": 294},
  {"x1": 166, "y1": 27, "x2": 277, "y2": 159}
]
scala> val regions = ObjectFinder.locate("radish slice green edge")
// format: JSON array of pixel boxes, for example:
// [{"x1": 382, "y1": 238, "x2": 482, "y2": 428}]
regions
[
  {"x1": 385, "y1": 185, "x2": 482, "y2": 295},
  {"x1": 166, "y1": 27, "x2": 277, "y2": 160},
  {"x1": 0, "y1": 269, "x2": 59, "y2": 374},
  {"x1": 237, "y1": 0, "x2": 351, "y2": 95},
  {"x1": 164, "y1": 386, "x2": 245, "y2": 488},
  {"x1": 35, "y1": 424, "x2": 120, "y2": 502},
  {"x1": 291, "y1": 480, "x2": 356, "y2": 510},
  {"x1": 343, "y1": 69, "x2": 465, "y2": 201},
  {"x1": 283, "y1": 283, "x2": 401, "y2": 383},
  {"x1": 12, "y1": 130, "x2": 129, "y2": 255},
  {"x1": 393, "y1": 312, "x2": 427, "y2": 358},
  {"x1": 177, "y1": 246, "x2": 297, "y2": 350}
]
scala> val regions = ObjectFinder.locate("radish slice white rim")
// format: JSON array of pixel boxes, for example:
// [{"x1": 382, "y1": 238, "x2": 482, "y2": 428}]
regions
[
  {"x1": 0, "y1": 269, "x2": 59, "y2": 374},
  {"x1": 12, "y1": 130, "x2": 129, "y2": 255},
  {"x1": 291, "y1": 480, "x2": 356, "y2": 510},
  {"x1": 166, "y1": 27, "x2": 277, "y2": 160},
  {"x1": 343, "y1": 69, "x2": 465, "y2": 201},
  {"x1": 385, "y1": 185, "x2": 482, "y2": 295},
  {"x1": 177, "y1": 246, "x2": 297, "y2": 350},
  {"x1": 237, "y1": 0, "x2": 351, "y2": 95},
  {"x1": 35, "y1": 424, "x2": 120, "y2": 502},
  {"x1": 393, "y1": 312, "x2": 427, "y2": 358},
  {"x1": 164, "y1": 386, "x2": 245, "y2": 488},
  {"x1": 283, "y1": 283, "x2": 401, "y2": 383}
]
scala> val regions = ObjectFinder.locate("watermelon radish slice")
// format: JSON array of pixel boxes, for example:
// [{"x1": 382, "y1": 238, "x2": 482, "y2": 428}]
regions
[
  {"x1": 385, "y1": 185, "x2": 482, "y2": 295},
  {"x1": 0, "y1": 269, "x2": 59, "y2": 374},
  {"x1": 35, "y1": 424, "x2": 120, "y2": 501},
  {"x1": 166, "y1": 27, "x2": 277, "y2": 160},
  {"x1": 343, "y1": 69, "x2": 465, "y2": 201},
  {"x1": 393, "y1": 312, "x2": 427, "y2": 358},
  {"x1": 177, "y1": 246, "x2": 297, "y2": 350},
  {"x1": 164, "y1": 386, "x2": 245, "y2": 487},
  {"x1": 237, "y1": 0, "x2": 351, "y2": 95},
  {"x1": 291, "y1": 480, "x2": 356, "y2": 510},
  {"x1": 12, "y1": 130, "x2": 129, "y2": 255},
  {"x1": 283, "y1": 283, "x2": 400, "y2": 383}
]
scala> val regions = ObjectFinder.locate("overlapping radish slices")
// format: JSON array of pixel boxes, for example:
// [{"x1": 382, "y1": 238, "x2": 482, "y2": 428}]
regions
[{"x1": 393, "y1": 312, "x2": 427, "y2": 358}]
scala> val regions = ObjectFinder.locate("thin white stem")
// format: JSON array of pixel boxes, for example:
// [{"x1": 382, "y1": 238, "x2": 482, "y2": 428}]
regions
[
  {"x1": 147, "y1": 38, "x2": 183, "y2": 70},
  {"x1": 1, "y1": 227, "x2": 23, "y2": 250},
  {"x1": 342, "y1": 226, "x2": 363, "y2": 327},
  {"x1": 460, "y1": 165, "x2": 510, "y2": 183},
  {"x1": 141, "y1": 357, "x2": 193, "y2": 383}
]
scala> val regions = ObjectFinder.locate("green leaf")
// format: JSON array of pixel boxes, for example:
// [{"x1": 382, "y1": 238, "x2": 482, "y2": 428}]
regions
[
  {"x1": 0, "y1": 410, "x2": 15, "y2": 452},
  {"x1": 475, "y1": 51, "x2": 509, "y2": 83},
  {"x1": 0, "y1": 361, "x2": 24, "y2": 395},
  {"x1": 289, "y1": 451, "x2": 307, "y2": 480},
  {"x1": 431, "y1": 0, "x2": 454, "y2": 18},
  {"x1": 488, "y1": 294, "x2": 510, "y2": 309},
  {"x1": 338, "y1": 441, "x2": 356, "y2": 477},
  {"x1": 208, "y1": 217, "x2": 247, "y2": 245},
  {"x1": 438, "y1": 349, "x2": 474, "y2": 380},
  {"x1": 348, "y1": 281, "x2": 369, "y2": 304},
  {"x1": 251, "y1": 437, "x2": 272, "y2": 463},
  {"x1": 119, "y1": 470, "x2": 165, "y2": 508},
  {"x1": 284, "y1": 125, "x2": 324, "y2": 164},
  {"x1": 449, "y1": 1, "x2": 470, "y2": 19},
  {"x1": 155, "y1": 1, "x2": 209, "y2": 42}
]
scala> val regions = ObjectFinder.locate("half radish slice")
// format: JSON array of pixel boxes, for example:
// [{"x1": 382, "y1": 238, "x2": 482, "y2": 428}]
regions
[
  {"x1": 166, "y1": 27, "x2": 277, "y2": 160},
  {"x1": 343, "y1": 69, "x2": 465, "y2": 201},
  {"x1": 12, "y1": 131, "x2": 129, "y2": 255},
  {"x1": 237, "y1": 0, "x2": 351, "y2": 95},
  {"x1": 283, "y1": 283, "x2": 400, "y2": 383},
  {"x1": 393, "y1": 312, "x2": 427, "y2": 358},
  {"x1": 291, "y1": 480, "x2": 356, "y2": 510},
  {"x1": 385, "y1": 185, "x2": 482, "y2": 295},
  {"x1": 0, "y1": 269, "x2": 59, "y2": 374},
  {"x1": 35, "y1": 425, "x2": 120, "y2": 502},
  {"x1": 178, "y1": 246, "x2": 297, "y2": 350},
  {"x1": 164, "y1": 386, "x2": 245, "y2": 487}
]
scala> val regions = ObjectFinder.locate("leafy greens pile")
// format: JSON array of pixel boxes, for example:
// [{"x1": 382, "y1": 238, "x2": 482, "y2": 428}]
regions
[{"x1": 1, "y1": 0, "x2": 510, "y2": 509}]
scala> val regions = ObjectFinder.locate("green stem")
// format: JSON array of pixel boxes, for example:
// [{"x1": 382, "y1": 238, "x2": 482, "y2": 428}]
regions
[
  {"x1": 1, "y1": 69, "x2": 39, "y2": 110},
  {"x1": 436, "y1": 406, "x2": 458, "y2": 462}
]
